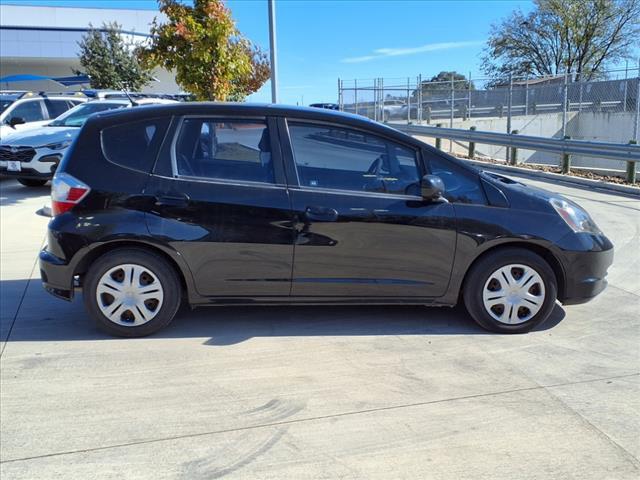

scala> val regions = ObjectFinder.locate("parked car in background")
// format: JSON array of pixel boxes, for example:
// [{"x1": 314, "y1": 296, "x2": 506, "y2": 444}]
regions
[
  {"x1": 39, "y1": 103, "x2": 613, "y2": 337},
  {"x1": 0, "y1": 91, "x2": 86, "y2": 140},
  {"x1": 0, "y1": 97, "x2": 177, "y2": 186},
  {"x1": 382, "y1": 100, "x2": 406, "y2": 121},
  {"x1": 82, "y1": 89, "x2": 193, "y2": 102}
]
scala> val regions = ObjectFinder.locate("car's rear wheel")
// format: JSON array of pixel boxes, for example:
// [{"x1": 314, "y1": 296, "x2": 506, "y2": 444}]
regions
[
  {"x1": 18, "y1": 178, "x2": 47, "y2": 187},
  {"x1": 463, "y1": 248, "x2": 557, "y2": 333},
  {"x1": 83, "y1": 248, "x2": 181, "y2": 337}
]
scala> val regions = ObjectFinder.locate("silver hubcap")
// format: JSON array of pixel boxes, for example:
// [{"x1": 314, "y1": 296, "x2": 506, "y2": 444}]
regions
[
  {"x1": 96, "y1": 264, "x2": 164, "y2": 327},
  {"x1": 482, "y1": 264, "x2": 545, "y2": 325}
]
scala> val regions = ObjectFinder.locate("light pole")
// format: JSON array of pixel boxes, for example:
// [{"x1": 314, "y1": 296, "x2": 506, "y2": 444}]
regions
[{"x1": 268, "y1": 0, "x2": 278, "y2": 103}]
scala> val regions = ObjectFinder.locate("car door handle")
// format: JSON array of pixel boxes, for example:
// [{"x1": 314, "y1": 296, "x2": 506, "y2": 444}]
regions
[
  {"x1": 304, "y1": 206, "x2": 339, "y2": 222},
  {"x1": 154, "y1": 193, "x2": 190, "y2": 207}
]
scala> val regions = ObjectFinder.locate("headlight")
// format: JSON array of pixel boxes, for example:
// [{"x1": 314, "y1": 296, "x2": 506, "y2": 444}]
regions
[
  {"x1": 41, "y1": 140, "x2": 72, "y2": 150},
  {"x1": 550, "y1": 197, "x2": 601, "y2": 234}
]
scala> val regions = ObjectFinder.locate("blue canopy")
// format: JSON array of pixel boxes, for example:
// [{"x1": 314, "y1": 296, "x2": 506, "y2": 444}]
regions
[
  {"x1": 52, "y1": 75, "x2": 91, "y2": 86},
  {"x1": 0, "y1": 74, "x2": 50, "y2": 82},
  {"x1": 0, "y1": 74, "x2": 90, "y2": 86}
]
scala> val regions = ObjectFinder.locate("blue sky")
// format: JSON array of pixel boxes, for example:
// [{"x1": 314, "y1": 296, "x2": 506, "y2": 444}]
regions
[{"x1": 5, "y1": 0, "x2": 539, "y2": 103}]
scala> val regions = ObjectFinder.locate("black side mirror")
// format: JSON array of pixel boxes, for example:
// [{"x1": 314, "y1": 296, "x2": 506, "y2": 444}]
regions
[
  {"x1": 421, "y1": 174, "x2": 445, "y2": 200},
  {"x1": 8, "y1": 116, "x2": 26, "y2": 128}
]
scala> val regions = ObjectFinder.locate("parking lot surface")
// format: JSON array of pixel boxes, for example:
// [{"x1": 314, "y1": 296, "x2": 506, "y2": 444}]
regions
[{"x1": 1, "y1": 176, "x2": 639, "y2": 479}]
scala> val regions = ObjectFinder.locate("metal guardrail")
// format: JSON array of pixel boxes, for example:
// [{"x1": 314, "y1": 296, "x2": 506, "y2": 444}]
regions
[{"x1": 392, "y1": 123, "x2": 640, "y2": 163}]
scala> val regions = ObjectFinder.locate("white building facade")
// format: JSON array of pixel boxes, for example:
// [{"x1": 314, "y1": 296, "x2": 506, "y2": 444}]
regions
[{"x1": 0, "y1": 4, "x2": 179, "y2": 93}]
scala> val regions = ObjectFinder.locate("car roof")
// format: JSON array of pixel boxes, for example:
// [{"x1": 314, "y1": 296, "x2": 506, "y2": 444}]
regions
[
  {"x1": 94, "y1": 101, "x2": 364, "y2": 119},
  {"x1": 0, "y1": 93, "x2": 23, "y2": 101},
  {"x1": 1, "y1": 91, "x2": 84, "y2": 100},
  {"x1": 84, "y1": 98, "x2": 178, "y2": 106},
  {"x1": 86, "y1": 99, "x2": 131, "y2": 105},
  {"x1": 135, "y1": 98, "x2": 179, "y2": 105},
  {"x1": 92, "y1": 102, "x2": 406, "y2": 139}
]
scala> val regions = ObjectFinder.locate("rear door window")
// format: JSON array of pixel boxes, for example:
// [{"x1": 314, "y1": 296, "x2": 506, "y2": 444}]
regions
[
  {"x1": 174, "y1": 118, "x2": 274, "y2": 184},
  {"x1": 101, "y1": 117, "x2": 169, "y2": 173}
]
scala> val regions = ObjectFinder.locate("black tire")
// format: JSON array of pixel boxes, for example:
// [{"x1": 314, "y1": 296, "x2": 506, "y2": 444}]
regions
[
  {"x1": 83, "y1": 248, "x2": 181, "y2": 337},
  {"x1": 463, "y1": 248, "x2": 557, "y2": 334},
  {"x1": 18, "y1": 178, "x2": 47, "y2": 187}
]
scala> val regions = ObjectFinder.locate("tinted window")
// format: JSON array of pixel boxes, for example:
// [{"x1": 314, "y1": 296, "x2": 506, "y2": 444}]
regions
[
  {"x1": 8, "y1": 100, "x2": 44, "y2": 122},
  {"x1": 45, "y1": 99, "x2": 72, "y2": 119},
  {"x1": 428, "y1": 154, "x2": 486, "y2": 204},
  {"x1": 175, "y1": 118, "x2": 274, "y2": 184},
  {"x1": 289, "y1": 123, "x2": 420, "y2": 195},
  {"x1": 101, "y1": 118, "x2": 168, "y2": 172}
]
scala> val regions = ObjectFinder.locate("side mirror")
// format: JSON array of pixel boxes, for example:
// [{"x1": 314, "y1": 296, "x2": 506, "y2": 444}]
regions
[
  {"x1": 421, "y1": 174, "x2": 445, "y2": 200},
  {"x1": 8, "y1": 116, "x2": 26, "y2": 128}
]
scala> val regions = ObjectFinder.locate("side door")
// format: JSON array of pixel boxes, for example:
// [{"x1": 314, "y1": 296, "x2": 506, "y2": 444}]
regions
[
  {"x1": 280, "y1": 119, "x2": 457, "y2": 298},
  {"x1": 146, "y1": 115, "x2": 294, "y2": 297}
]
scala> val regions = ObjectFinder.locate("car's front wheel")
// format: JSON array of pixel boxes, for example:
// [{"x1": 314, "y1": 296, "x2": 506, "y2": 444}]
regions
[
  {"x1": 18, "y1": 178, "x2": 47, "y2": 187},
  {"x1": 463, "y1": 248, "x2": 557, "y2": 333},
  {"x1": 83, "y1": 248, "x2": 181, "y2": 337}
]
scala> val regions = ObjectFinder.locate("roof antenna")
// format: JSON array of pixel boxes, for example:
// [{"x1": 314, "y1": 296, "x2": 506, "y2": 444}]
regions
[{"x1": 118, "y1": 81, "x2": 138, "y2": 106}]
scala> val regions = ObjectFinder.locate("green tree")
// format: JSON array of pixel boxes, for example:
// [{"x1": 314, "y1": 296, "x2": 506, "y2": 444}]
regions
[
  {"x1": 422, "y1": 71, "x2": 474, "y2": 91},
  {"x1": 138, "y1": 0, "x2": 270, "y2": 101},
  {"x1": 483, "y1": 0, "x2": 640, "y2": 81},
  {"x1": 76, "y1": 22, "x2": 153, "y2": 90},
  {"x1": 413, "y1": 71, "x2": 474, "y2": 99}
]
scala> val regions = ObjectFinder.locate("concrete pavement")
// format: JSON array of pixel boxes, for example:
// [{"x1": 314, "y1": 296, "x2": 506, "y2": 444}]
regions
[{"x1": 0, "y1": 176, "x2": 638, "y2": 479}]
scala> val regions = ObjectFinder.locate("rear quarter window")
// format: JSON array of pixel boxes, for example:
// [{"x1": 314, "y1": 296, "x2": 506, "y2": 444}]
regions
[
  {"x1": 101, "y1": 117, "x2": 170, "y2": 173},
  {"x1": 45, "y1": 99, "x2": 72, "y2": 119}
]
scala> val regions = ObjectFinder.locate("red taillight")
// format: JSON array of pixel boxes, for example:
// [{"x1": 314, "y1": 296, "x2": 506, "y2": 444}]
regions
[
  {"x1": 51, "y1": 172, "x2": 90, "y2": 216},
  {"x1": 66, "y1": 187, "x2": 88, "y2": 202},
  {"x1": 51, "y1": 201, "x2": 76, "y2": 216}
]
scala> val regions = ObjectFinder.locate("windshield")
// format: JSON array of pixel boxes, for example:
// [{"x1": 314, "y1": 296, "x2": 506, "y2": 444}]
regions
[
  {"x1": 0, "y1": 97, "x2": 17, "y2": 114},
  {"x1": 49, "y1": 102, "x2": 126, "y2": 127}
]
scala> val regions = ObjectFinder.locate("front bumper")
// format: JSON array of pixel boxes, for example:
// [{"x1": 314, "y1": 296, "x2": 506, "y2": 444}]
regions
[
  {"x1": 559, "y1": 245, "x2": 614, "y2": 305},
  {"x1": 39, "y1": 249, "x2": 75, "y2": 301},
  {"x1": 1, "y1": 167, "x2": 53, "y2": 180},
  {"x1": 0, "y1": 153, "x2": 62, "y2": 180}
]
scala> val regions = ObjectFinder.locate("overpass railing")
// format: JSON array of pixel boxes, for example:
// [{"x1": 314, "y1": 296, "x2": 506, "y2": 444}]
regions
[{"x1": 391, "y1": 123, "x2": 640, "y2": 183}]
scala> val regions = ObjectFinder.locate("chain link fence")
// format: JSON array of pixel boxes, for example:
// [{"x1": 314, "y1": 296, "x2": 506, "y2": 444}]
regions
[{"x1": 338, "y1": 64, "x2": 640, "y2": 172}]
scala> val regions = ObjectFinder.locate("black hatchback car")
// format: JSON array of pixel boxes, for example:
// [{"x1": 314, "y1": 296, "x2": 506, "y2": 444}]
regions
[{"x1": 40, "y1": 103, "x2": 613, "y2": 337}]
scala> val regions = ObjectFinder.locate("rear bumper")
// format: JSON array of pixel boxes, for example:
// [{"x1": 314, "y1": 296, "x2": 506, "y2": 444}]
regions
[
  {"x1": 559, "y1": 246, "x2": 614, "y2": 305},
  {"x1": 39, "y1": 249, "x2": 74, "y2": 301}
]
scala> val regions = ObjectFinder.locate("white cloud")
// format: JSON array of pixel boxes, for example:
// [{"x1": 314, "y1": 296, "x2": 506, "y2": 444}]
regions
[
  {"x1": 341, "y1": 40, "x2": 483, "y2": 63},
  {"x1": 341, "y1": 55, "x2": 378, "y2": 64}
]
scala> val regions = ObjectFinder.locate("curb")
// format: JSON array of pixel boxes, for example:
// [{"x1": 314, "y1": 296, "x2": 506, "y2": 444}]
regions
[{"x1": 463, "y1": 159, "x2": 640, "y2": 197}]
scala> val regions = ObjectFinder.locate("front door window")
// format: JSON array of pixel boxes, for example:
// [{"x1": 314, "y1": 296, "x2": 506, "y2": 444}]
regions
[{"x1": 288, "y1": 123, "x2": 421, "y2": 196}]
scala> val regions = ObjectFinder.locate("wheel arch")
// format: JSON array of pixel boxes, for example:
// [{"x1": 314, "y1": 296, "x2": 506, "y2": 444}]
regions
[
  {"x1": 73, "y1": 240, "x2": 194, "y2": 302},
  {"x1": 459, "y1": 241, "x2": 566, "y2": 302}
]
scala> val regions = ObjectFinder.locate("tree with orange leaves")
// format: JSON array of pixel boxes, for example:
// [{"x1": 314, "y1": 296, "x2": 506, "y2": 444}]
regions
[{"x1": 139, "y1": 0, "x2": 270, "y2": 101}]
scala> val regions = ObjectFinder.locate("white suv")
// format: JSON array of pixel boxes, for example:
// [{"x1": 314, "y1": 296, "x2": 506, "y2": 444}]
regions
[
  {"x1": 0, "y1": 92, "x2": 86, "y2": 140},
  {"x1": 0, "y1": 97, "x2": 177, "y2": 186}
]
